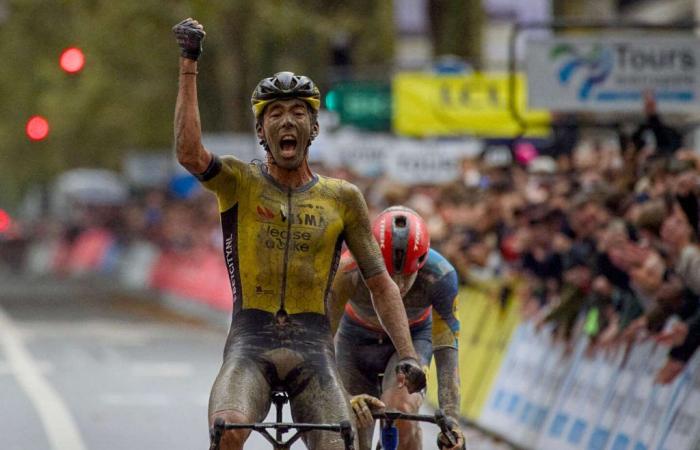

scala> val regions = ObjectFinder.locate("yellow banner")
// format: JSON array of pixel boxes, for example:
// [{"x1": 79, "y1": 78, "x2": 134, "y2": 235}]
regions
[
  {"x1": 393, "y1": 72, "x2": 550, "y2": 138},
  {"x1": 427, "y1": 281, "x2": 521, "y2": 419}
]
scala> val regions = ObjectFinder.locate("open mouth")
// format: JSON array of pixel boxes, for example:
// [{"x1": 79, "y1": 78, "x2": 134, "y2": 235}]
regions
[{"x1": 279, "y1": 136, "x2": 297, "y2": 156}]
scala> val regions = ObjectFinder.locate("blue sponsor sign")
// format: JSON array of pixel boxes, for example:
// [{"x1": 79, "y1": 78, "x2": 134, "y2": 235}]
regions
[{"x1": 526, "y1": 36, "x2": 700, "y2": 113}]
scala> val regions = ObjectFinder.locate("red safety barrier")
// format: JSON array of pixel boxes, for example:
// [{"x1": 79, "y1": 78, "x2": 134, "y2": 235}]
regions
[
  {"x1": 149, "y1": 247, "x2": 232, "y2": 310},
  {"x1": 54, "y1": 228, "x2": 115, "y2": 276}
]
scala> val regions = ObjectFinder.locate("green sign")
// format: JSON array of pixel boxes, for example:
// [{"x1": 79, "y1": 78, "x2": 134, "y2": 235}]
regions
[{"x1": 325, "y1": 81, "x2": 391, "y2": 131}]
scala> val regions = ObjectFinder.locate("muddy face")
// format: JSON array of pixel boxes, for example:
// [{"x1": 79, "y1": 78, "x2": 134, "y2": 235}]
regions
[
  {"x1": 392, "y1": 272, "x2": 418, "y2": 297},
  {"x1": 258, "y1": 99, "x2": 317, "y2": 170}
]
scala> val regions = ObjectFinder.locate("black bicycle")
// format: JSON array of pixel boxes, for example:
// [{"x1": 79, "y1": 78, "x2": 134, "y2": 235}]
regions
[{"x1": 208, "y1": 388, "x2": 355, "y2": 450}]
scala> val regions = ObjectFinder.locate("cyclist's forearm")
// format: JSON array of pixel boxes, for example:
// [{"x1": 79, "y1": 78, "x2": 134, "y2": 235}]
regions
[
  {"x1": 365, "y1": 273, "x2": 418, "y2": 360},
  {"x1": 434, "y1": 347, "x2": 460, "y2": 419},
  {"x1": 174, "y1": 58, "x2": 210, "y2": 174}
]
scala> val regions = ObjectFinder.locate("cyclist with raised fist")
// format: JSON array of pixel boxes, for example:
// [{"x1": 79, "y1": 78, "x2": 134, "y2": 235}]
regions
[{"x1": 172, "y1": 18, "x2": 426, "y2": 450}]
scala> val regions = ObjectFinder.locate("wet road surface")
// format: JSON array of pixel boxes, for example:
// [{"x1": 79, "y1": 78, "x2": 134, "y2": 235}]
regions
[{"x1": 0, "y1": 273, "x2": 511, "y2": 450}]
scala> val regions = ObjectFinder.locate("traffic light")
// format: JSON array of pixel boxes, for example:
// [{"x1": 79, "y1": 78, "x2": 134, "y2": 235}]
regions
[
  {"x1": 0, "y1": 209, "x2": 11, "y2": 233},
  {"x1": 26, "y1": 115, "x2": 50, "y2": 141},
  {"x1": 59, "y1": 47, "x2": 85, "y2": 74},
  {"x1": 325, "y1": 90, "x2": 339, "y2": 111}
]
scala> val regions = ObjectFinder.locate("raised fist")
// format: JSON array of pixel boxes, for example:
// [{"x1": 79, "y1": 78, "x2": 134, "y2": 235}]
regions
[{"x1": 173, "y1": 18, "x2": 206, "y2": 61}]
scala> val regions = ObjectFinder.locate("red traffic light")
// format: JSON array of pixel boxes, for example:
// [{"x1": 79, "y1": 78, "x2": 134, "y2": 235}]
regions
[
  {"x1": 0, "y1": 209, "x2": 10, "y2": 233},
  {"x1": 26, "y1": 115, "x2": 50, "y2": 141},
  {"x1": 60, "y1": 47, "x2": 85, "y2": 74}
]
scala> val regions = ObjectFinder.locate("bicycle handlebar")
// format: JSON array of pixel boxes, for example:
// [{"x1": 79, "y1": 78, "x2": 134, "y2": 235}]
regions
[
  {"x1": 209, "y1": 417, "x2": 354, "y2": 450},
  {"x1": 372, "y1": 409, "x2": 459, "y2": 449},
  {"x1": 221, "y1": 421, "x2": 347, "y2": 432},
  {"x1": 371, "y1": 411, "x2": 439, "y2": 424}
]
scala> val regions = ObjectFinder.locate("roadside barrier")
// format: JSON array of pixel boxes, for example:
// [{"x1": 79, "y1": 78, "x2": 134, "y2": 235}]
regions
[
  {"x1": 24, "y1": 229, "x2": 234, "y2": 311},
  {"x1": 428, "y1": 280, "x2": 700, "y2": 450}
]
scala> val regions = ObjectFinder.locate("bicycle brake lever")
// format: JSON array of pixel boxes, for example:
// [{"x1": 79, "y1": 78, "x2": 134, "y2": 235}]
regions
[
  {"x1": 209, "y1": 417, "x2": 225, "y2": 450},
  {"x1": 339, "y1": 420, "x2": 355, "y2": 450},
  {"x1": 434, "y1": 409, "x2": 458, "y2": 448}
]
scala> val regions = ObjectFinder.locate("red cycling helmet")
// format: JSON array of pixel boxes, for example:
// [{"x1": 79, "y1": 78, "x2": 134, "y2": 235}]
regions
[{"x1": 372, "y1": 206, "x2": 430, "y2": 275}]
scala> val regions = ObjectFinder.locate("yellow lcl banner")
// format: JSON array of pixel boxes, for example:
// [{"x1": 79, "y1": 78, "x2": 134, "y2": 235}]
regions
[{"x1": 393, "y1": 72, "x2": 550, "y2": 138}]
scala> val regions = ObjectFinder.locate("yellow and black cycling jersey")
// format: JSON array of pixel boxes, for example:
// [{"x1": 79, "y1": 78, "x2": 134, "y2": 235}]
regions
[{"x1": 200, "y1": 155, "x2": 385, "y2": 316}]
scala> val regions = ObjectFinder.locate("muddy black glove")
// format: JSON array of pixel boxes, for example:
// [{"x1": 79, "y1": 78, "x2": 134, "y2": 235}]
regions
[
  {"x1": 437, "y1": 416, "x2": 466, "y2": 449},
  {"x1": 172, "y1": 18, "x2": 206, "y2": 61}
]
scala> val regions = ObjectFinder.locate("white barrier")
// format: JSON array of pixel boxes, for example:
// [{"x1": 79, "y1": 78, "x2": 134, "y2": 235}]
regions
[
  {"x1": 478, "y1": 324, "x2": 700, "y2": 450},
  {"x1": 117, "y1": 241, "x2": 160, "y2": 290}
]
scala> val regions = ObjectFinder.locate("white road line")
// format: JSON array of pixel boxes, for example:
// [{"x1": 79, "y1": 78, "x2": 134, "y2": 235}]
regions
[
  {"x1": 0, "y1": 306, "x2": 87, "y2": 450},
  {"x1": 0, "y1": 360, "x2": 53, "y2": 375}
]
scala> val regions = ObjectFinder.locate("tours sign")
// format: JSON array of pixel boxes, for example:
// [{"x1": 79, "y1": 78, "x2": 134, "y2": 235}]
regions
[{"x1": 526, "y1": 36, "x2": 700, "y2": 112}]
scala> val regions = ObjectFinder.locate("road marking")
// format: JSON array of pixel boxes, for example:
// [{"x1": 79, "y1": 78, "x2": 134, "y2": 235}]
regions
[
  {"x1": 0, "y1": 306, "x2": 87, "y2": 450},
  {"x1": 0, "y1": 360, "x2": 53, "y2": 375}
]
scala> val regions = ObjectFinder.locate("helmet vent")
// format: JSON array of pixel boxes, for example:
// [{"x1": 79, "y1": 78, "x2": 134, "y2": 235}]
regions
[{"x1": 394, "y1": 216, "x2": 407, "y2": 228}]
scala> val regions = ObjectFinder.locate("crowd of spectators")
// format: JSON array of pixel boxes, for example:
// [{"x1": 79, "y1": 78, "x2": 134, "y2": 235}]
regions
[
  {"x1": 5, "y1": 95, "x2": 700, "y2": 386},
  {"x1": 343, "y1": 96, "x2": 699, "y2": 386}
]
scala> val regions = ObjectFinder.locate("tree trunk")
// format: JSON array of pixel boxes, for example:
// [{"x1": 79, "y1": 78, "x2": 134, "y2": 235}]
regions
[{"x1": 428, "y1": 0, "x2": 483, "y2": 68}]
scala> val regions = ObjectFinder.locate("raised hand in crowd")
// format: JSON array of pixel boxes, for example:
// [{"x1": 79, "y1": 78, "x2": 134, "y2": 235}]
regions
[
  {"x1": 655, "y1": 357, "x2": 686, "y2": 385},
  {"x1": 621, "y1": 316, "x2": 649, "y2": 344},
  {"x1": 672, "y1": 169, "x2": 698, "y2": 197},
  {"x1": 655, "y1": 321, "x2": 689, "y2": 347},
  {"x1": 608, "y1": 241, "x2": 650, "y2": 272}
]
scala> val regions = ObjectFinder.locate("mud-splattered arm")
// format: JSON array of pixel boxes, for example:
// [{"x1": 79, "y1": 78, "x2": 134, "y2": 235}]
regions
[
  {"x1": 434, "y1": 347, "x2": 460, "y2": 419},
  {"x1": 173, "y1": 52, "x2": 212, "y2": 175}
]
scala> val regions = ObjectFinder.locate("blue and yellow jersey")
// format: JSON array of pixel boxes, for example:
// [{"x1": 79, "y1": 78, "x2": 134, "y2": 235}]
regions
[
  {"x1": 333, "y1": 249, "x2": 460, "y2": 349},
  {"x1": 200, "y1": 156, "x2": 385, "y2": 316}
]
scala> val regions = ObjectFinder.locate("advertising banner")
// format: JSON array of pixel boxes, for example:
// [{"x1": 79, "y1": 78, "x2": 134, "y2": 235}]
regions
[
  {"x1": 317, "y1": 130, "x2": 393, "y2": 177},
  {"x1": 384, "y1": 138, "x2": 482, "y2": 185},
  {"x1": 655, "y1": 360, "x2": 700, "y2": 450},
  {"x1": 314, "y1": 131, "x2": 482, "y2": 184},
  {"x1": 526, "y1": 36, "x2": 700, "y2": 112},
  {"x1": 393, "y1": 72, "x2": 550, "y2": 138}
]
